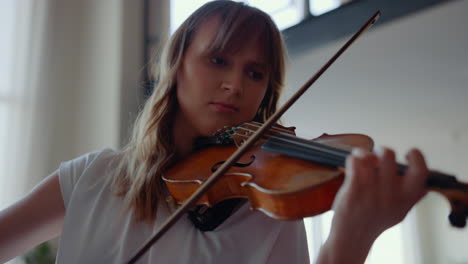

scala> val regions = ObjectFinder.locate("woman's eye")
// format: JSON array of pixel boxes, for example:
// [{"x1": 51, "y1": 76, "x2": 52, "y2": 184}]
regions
[
  {"x1": 249, "y1": 71, "x2": 264, "y2": 81},
  {"x1": 210, "y1": 57, "x2": 226, "y2": 65}
]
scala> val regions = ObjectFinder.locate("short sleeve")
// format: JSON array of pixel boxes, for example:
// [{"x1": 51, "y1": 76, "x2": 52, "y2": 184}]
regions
[{"x1": 58, "y1": 148, "x2": 114, "y2": 209}]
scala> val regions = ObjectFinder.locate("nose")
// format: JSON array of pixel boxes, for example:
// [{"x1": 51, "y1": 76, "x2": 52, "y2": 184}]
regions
[{"x1": 221, "y1": 70, "x2": 243, "y2": 96}]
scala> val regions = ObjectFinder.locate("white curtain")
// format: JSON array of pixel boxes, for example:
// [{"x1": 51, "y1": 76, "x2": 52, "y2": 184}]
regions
[
  {"x1": 1, "y1": 1, "x2": 52, "y2": 263},
  {"x1": 1, "y1": 0, "x2": 146, "y2": 205},
  {"x1": 2, "y1": 0, "x2": 144, "y2": 261},
  {"x1": 0, "y1": 0, "x2": 51, "y2": 208},
  {"x1": 304, "y1": 211, "x2": 421, "y2": 263}
]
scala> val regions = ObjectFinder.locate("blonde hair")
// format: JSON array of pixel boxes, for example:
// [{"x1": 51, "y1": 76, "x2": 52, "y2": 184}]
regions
[{"x1": 112, "y1": 0, "x2": 288, "y2": 223}]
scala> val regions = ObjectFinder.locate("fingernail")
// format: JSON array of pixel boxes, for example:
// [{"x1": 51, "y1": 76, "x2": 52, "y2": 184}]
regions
[
  {"x1": 352, "y1": 148, "x2": 366, "y2": 157},
  {"x1": 374, "y1": 145, "x2": 384, "y2": 157}
]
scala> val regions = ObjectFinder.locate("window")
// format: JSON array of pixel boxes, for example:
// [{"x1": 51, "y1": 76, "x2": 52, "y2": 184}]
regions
[
  {"x1": 0, "y1": 0, "x2": 16, "y2": 208},
  {"x1": 170, "y1": 0, "x2": 304, "y2": 32},
  {"x1": 170, "y1": 0, "x2": 354, "y2": 33},
  {"x1": 309, "y1": 0, "x2": 352, "y2": 16}
]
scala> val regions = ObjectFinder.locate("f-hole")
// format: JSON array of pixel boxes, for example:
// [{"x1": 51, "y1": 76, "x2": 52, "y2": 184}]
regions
[{"x1": 211, "y1": 155, "x2": 256, "y2": 172}]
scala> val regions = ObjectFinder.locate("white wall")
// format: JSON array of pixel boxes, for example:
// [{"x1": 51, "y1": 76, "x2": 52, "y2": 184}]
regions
[{"x1": 284, "y1": 1, "x2": 468, "y2": 263}]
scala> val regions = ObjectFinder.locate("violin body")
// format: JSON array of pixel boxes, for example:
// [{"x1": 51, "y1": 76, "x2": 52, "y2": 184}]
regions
[{"x1": 163, "y1": 124, "x2": 374, "y2": 220}]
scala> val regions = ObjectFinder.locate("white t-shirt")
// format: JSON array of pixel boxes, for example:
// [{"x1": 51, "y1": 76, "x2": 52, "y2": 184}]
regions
[{"x1": 56, "y1": 148, "x2": 310, "y2": 263}]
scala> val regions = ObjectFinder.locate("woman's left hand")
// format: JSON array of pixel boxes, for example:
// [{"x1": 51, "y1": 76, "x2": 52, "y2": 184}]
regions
[
  {"x1": 315, "y1": 147, "x2": 429, "y2": 264},
  {"x1": 332, "y1": 147, "x2": 429, "y2": 237}
]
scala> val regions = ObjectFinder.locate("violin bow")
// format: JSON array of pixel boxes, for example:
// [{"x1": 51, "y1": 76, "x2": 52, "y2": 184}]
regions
[{"x1": 127, "y1": 10, "x2": 381, "y2": 263}]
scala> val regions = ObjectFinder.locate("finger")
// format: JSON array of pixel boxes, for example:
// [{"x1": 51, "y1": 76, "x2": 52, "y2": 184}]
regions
[
  {"x1": 345, "y1": 148, "x2": 378, "y2": 188},
  {"x1": 375, "y1": 146, "x2": 398, "y2": 186},
  {"x1": 344, "y1": 149, "x2": 360, "y2": 188},
  {"x1": 403, "y1": 148, "x2": 429, "y2": 199},
  {"x1": 357, "y1": 148, "x2": 379, "y2": 170}
]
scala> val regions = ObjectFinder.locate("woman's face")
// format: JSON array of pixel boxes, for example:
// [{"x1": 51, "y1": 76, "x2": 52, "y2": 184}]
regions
[{"x1": 175, "y1": 16, "x2": 270, "y2": 137}]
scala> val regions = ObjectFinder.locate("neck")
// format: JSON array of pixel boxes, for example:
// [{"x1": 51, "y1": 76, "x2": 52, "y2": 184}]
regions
[{"x1": 172, "y1": 110, "x2": 199, "y2": 159}]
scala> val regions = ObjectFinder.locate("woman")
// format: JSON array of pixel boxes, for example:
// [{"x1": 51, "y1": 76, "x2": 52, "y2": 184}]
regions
[{"x1": 0, "y1": 1, "x2": 428, "y2": 263}]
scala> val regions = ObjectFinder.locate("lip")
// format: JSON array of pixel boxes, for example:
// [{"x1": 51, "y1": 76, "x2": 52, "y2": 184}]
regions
[{"x1": 209, "y1": 102, "x2": 239, "y2": 113}]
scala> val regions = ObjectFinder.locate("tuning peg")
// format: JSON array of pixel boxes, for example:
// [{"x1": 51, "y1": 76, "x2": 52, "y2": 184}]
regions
[{"x1": 449, "y1": 211, "x2": 467, "y2": 228}]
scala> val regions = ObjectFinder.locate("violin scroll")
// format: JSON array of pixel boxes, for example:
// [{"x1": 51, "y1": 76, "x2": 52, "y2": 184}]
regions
[{"x1": 427, "y1": 173, "x2": 468, "y2": 228}]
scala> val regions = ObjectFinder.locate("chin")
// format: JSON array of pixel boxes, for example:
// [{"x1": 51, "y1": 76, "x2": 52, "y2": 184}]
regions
[{"x1": 198, "y1": 121, "x2": 236, "y2": 137}]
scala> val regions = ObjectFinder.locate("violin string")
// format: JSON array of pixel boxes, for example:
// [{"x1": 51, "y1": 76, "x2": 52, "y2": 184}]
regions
[
  {"x1": 263, "y1": 134, "x2": 346, "y2": 168},
  {"x1": 274, "y1": 133, "x2": 349, "y2": 157},
  {"x1": 233, "y1": 125, "x2": 348, "y2": 156},
  {"x1": 233, "y1": 127, "x2": 283, "y2": 140},
  {"x1": 216, "y1": 123, "x2": 290, "y2": 142},
  {"x1": 239, "y1": 121, "x2": 294, "y2": 134},
  {"x1": 244, "y1": 121, "x2": 294, "y2": 134},
  {"x1": 268, "y1": 134, "x2": 349, "y2": 163},
  {"x1": 232, "y1": 128, "x2": 349, "y2": 163},
  {"x1": 232, "y1": 126, "x2": 281, "y2": 137},
  {"x1": 233, "y1": 126, "x2": 297, "y2": 146},
  {"x1": 234, "y1": 122, "x2": 291, "y2": 135},
  {"x1": 233, "y1": 125, "x2": 294, "y2": 139}
]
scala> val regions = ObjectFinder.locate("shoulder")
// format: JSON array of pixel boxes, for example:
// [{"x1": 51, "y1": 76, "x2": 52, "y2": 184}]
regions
[
  {"x1": 58, "y1": 148, "x2": 121, "y2": 208},
  {"x1": 59, "y1": 148, "x2": 118, "y2": 173}
]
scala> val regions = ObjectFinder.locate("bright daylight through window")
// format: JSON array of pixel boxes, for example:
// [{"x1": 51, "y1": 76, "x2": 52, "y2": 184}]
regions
[
  {"x1": 0, "y1": 0, "x2": 15, "y2": 209},
  {"x1": 170, "y1": 0, "x2": 349, "y2": 33}
]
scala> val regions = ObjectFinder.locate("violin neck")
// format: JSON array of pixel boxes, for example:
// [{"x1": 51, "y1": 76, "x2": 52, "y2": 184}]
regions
[
  {"x1": 262, "y1": 133, "x2": 348, "y2": 168},
  {"x1": 400, "y1": 164, "x2": 468, "y2": 192},
  {"x1": 262, "y1": 133, "x2": 468, "y2": 227},
  {"x1": 262, "y1": 133, "x2": 467, "y2": 191}
]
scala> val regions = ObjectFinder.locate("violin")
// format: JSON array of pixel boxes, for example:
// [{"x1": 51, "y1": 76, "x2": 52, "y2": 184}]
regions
[
  {"x1": 164, "y1": 122, "x2": 372, "y2": 220},
  {"x1": 163, "y1": 121, "x2": 468, "y2": 226}
]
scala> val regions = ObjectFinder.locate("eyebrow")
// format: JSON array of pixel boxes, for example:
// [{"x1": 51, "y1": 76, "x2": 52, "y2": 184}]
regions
[
  {"x1": 201, "y1": 48, "x2": 268, "y2": 70},
  {"x1": 249, "y1": 62, "x2": 267, "y2": 71}
]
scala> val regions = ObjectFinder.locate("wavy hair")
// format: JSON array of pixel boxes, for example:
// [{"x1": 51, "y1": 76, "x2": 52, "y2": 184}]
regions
[{"x1": 112, "y1": 0, "x2": 288, "y2": 223}]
